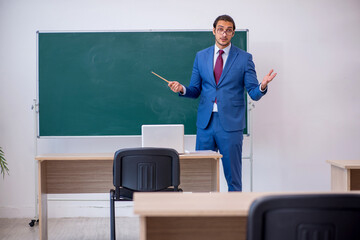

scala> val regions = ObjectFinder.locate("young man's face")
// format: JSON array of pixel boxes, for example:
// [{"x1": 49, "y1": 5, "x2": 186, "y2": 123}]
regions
[{"x1": 213, "y1": 20, "x2": 235, "y2": 49}]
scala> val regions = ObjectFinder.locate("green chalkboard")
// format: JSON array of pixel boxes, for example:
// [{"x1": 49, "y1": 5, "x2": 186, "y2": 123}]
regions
[{"x1": 38, "y1": 30, "x2": 248, "y2": 136}]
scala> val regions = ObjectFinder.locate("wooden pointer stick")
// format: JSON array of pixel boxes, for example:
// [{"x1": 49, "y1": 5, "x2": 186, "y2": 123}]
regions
[{"x1": 151, "y1": 71, "x2": 170, "y2": 83}]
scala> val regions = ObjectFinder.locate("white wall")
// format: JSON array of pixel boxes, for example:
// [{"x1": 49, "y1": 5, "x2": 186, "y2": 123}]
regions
[{"x1": 1, "y1": 0, "x2": 360, "y2": 218}]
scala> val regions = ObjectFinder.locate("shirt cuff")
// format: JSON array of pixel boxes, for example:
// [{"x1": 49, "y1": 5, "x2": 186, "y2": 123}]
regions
[
  {"x1": 259, "y1": 84, "x2": 267, "y2": 93},
  {"x1": 180, "y1": 85, "x2": 186, "y2": 95}
]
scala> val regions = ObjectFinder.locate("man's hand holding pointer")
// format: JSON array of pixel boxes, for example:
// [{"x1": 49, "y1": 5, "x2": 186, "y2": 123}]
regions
[{"x1": 168, "y1": 81, "x2": 184, "y2": 94}]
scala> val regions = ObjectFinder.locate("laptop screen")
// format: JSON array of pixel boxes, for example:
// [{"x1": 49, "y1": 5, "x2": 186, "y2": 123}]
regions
[{"x1": 141, "y1": 124, "x2": 184, "y2": 154}]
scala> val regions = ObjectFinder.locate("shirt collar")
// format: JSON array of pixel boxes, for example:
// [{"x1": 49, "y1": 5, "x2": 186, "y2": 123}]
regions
[{"x1": 215, "y1": 43, "x2": 231, "y2": 55}]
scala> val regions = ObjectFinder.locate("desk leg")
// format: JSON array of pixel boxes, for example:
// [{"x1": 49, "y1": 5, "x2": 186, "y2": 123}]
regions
[
  {"x1": 330, "y1": 165, "x2": 350, "y2": 191},
  {"x1": 216, "y1": 157, "x2": 220, "y2": 191},
  {"x1": 38, "y1": 161, "x2": 48, "y2": 240},
  {"x1": 139, "y1": 217, "x2": 147, "y2": 240}
]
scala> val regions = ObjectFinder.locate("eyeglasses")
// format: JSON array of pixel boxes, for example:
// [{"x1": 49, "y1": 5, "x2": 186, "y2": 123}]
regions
[{"x1": 216, "y1": 28, "x2": 234, "y2": 35}]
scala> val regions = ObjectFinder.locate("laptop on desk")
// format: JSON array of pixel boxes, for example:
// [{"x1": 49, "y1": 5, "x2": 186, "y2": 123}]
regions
[{"x1": 141, "y1": 124, "x2": 185, "y2": 154}]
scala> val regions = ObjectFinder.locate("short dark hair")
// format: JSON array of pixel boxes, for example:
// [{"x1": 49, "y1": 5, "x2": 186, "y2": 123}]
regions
[{"x1": 213, "y1": 15, "x2": 236, "y2": 30}]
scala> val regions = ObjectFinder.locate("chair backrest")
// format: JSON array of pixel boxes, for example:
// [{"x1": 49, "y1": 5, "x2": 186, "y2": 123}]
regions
[
  {"x1": 113, "y1": 147, "x2": 180, "y2": 194},
  {"x1": 246, "y1": 194, "x2": 360, "y2": 240}
]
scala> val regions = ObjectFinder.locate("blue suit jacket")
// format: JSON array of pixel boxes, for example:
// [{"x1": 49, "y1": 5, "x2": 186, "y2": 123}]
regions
[{"x1": 182, "y1": 45, "x2": 266, "y2": 132}]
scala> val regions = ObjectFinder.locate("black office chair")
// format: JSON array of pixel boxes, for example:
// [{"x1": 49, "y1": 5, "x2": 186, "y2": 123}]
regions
[
  {"x1": 110, "y1": 147, "x2": 182, "y2": 240},
  {"x1": 246, "y1": 194, "x2": 360, "y2": 240}
]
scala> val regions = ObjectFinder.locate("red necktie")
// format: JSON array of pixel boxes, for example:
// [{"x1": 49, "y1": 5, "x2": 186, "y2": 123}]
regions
[{"x1": 214, "y1": 50, "x2": 224, "y2": 85}]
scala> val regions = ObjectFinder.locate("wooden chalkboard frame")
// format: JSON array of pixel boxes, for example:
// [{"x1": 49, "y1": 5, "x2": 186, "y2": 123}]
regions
[{"x1": 36, "y1": 30, "x2": 249, "y2": 137}]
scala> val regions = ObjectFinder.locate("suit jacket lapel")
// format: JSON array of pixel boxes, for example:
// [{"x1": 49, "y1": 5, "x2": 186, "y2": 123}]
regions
[
  {"x1": 206, "y1": 46, "x2": 216, "y2": 87},
  {"x1": 218, "y1": 45, "x2": 238, "y2": 86}
]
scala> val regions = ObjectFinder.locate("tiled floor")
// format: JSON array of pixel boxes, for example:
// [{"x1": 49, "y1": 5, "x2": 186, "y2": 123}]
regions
[{"x1": 0, "y1": 217, "x2": 139, "y2": 240}]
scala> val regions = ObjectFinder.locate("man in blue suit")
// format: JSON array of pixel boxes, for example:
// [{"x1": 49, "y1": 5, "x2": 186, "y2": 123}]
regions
[{"x1": 169, "y1": 15, "x2": 277, "y2": 191}]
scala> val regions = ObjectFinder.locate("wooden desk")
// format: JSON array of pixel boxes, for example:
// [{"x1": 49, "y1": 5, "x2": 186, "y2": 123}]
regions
[
  {"x1": 35, "y1": 151, "x2": 222, "y2": 240},
  {"x1": 326, "y1": 160, "x2": 360, "y2": 191},
  {"x1": 134, "y1": 191, "x2": 360, "y2": 240},
  {"x1": 134, "y1": 192, "x2": 265, "y2": 240}
]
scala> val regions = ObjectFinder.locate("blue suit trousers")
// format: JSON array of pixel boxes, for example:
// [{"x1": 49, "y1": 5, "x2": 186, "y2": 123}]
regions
[{"x1": 196, "y1": 112, "x2": 244, "y2": 191}]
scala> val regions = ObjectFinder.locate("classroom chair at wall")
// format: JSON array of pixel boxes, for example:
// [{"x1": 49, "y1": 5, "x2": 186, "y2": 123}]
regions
[
  {"x1": 246, "y1": 194, "x2": 360, "y2": 240},
  {"x1": 110, "y1": 147, "x2": 182, "y2": 240}
]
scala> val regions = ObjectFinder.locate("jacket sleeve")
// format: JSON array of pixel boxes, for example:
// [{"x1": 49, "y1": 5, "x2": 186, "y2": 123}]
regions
[
  {"x1": 180, "y1": 53, "x2": 202, "y2": 99},
  {"x1": 245, "y1": 54, "x2": 267, "y2": 101}
]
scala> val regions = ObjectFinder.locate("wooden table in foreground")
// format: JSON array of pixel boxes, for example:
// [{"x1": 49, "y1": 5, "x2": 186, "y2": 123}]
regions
[
  {"x1": 134, "y1": 192, "x2": 264, "y2": 240},
  {"x1": 326, "y1": 160, "x2": 360, "y2": 191},
  {"x1": 133, "y1": 191, "x2": 360, "y2": 240},
  {"x1": 35, "y1": 151, "x2": 222, "y2": 240}
]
